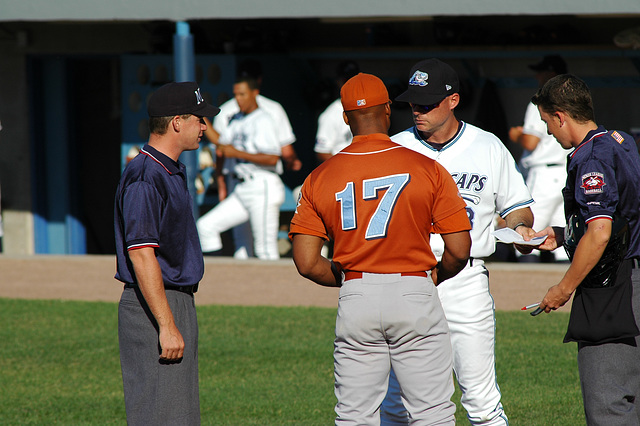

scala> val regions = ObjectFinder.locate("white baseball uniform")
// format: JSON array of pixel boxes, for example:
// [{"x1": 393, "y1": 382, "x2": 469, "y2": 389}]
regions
[
  {"x1": 215, "y1": 94, "x2": 295, "y2": 173},
  {"x1": 197, "y1": 108, "x2": 285, "y2": 260},
  {"x1": 520, "y1": 101, "x2": 568, "y2": 261},
  {"x1": 382, "y1": 121, "x2": 534, "y2": 426},
  {"x1": 314, "y1": 98, "x2": 352, "y2": 156},
  {"x1": 212, "y1": 94, "x2": 295, "y2": 258}
]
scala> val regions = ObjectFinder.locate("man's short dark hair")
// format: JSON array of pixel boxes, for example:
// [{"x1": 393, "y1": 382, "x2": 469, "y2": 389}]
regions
[
  {"x1": 531, "y1": 74, "x2": 595, "y2": 123},
  {"x1": 148, "y1": 114, "x2": 190, "y2": 135},
  {"x1": 235, "y1": 75, "x2": 260, "y2": 91}
]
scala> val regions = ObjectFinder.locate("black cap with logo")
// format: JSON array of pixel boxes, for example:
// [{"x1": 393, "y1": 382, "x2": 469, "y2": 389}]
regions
[
  {"x1": 396, "y1": 59, "x2": 460, "y2": 106},
  {"x1": 148, "y1": 82, "x2": 220, "y2": 118}
]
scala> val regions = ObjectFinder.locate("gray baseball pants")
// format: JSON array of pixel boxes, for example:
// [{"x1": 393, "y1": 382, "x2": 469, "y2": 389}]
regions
[
  {"x1": 334, "y1": 272, "x2": 455, "y2": 425},
  {"x1": 118, "y1": 286, "x2": 200, "y2": 425},
  {"x1": 578, "y1": 268, "x2": 640, "y2": 425}
]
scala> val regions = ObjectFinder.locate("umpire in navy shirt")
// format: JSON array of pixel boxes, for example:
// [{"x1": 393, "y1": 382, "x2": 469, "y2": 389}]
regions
[
  {"x1": 115, "y1": 81, "x2": 219, "y2": 425},
  {"x1": 528, "y1": 74, "x2": 640, "y2": 424}
]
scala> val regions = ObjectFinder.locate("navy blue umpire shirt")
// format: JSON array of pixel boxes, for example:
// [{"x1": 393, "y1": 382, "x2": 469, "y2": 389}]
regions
[
  {"x1": 115, "y1": 144, "x2": 204, "y2": 287},
  {"x1": 563, "y1": 125, "x2": 640, "y2": 259}
]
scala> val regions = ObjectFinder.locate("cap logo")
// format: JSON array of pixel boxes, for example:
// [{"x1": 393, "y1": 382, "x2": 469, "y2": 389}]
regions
[
  {"x1": 408, "y1": 70, "x2": 429, "y2": 87},
  {"x1": 357, "y1": 99, "x2": 366, "y2": 106},
  {"x1": 446, "y1": 84, "x2": 452, "y2": 91},
  {"x1": 194, "y1": 88, "x2": 205, "y2": 105}
]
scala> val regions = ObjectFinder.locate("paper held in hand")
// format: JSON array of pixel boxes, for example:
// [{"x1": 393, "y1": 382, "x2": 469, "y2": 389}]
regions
[{"x1": 492, "y1": 228, "x2": 548, "y2": 246}]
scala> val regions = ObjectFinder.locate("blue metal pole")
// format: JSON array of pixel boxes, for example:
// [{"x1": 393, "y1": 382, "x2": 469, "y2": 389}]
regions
[{"x1": 173, "y1": 21, "x2": 200, "y2": 219}]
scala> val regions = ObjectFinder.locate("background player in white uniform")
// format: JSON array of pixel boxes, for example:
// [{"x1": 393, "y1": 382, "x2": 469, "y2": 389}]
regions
[
  {"x1": 197, "y1": 75, "x2": 284, "y2": 260},
  {"x1": 314, "y1": 61, "x2": 360, "y2": 163},
  {"x1": 203, "y1": 60, "x2": 299, "y2": 258},
  {"x1": 381, "y1": 59, "x2": 535, "y2": 426},
  {"x1": 509, "y1": 55, "x2": 568, "y2": 262}
]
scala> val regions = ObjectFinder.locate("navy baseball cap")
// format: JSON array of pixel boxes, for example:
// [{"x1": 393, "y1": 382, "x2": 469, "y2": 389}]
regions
[
  {"x1": 148, "y1": 82, "x2": 220, "y2": 118},
  {"x1": 528, "y1": 55, "x2": 567, "y2": 74},
  {"x1": 396, "y1": 59, "x2": 459, "y2": 106}
]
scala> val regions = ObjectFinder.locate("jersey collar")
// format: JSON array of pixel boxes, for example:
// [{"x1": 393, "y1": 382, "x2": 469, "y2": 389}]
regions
[
  {"x1": 141, "y1": 144, "x2": 183, "y2": 175},
  {"x1": 413, "y1": 121, "x2": 466, "y2": 152},
  {"x1": 569, "y1": 125, "x2": 607, "y2": 159}
]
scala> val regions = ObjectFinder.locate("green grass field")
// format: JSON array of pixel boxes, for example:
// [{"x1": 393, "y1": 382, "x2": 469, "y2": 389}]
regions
[{"x1": 0, "y1": 298, "x2": 583, "y2": 425}]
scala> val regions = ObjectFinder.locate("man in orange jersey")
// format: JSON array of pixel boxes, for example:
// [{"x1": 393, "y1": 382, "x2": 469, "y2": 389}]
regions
[{"x1": 289, "y1": 73, "x2": 472, "y2": 425}]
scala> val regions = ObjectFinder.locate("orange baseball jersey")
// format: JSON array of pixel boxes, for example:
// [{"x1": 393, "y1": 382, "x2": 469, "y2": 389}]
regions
[{"x1": 289, "y1": 133, "x2": 471, "y2": 273}]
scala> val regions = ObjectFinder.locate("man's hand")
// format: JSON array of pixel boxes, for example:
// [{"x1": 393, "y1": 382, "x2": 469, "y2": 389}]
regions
[
  {"x1": 534, "y1": 226, "x2": 563, "y2": 251},
  {"x1": 159, "y1": 322, "x2": 185, "y2": 361},
  {"x1": 504, "y1": 207, "x2": 535, "y2": 254},
  {"x1": 286, "y1": 158, "x2": 303, "y2": 171},
  {"x1": 513, "y1": 223, "x2": 537, "y2": 254},
  {"x1": 539, "y1": 282, "x2": 573, "y2": 313},
  {"x1": 508, "y1": 126, "x2": 523, "y2": 143},
  {"x1": 282, "y1": 144, "x2": 302, "y2": 171}
]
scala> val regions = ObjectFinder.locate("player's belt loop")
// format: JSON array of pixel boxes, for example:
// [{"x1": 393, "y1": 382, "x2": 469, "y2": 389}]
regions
[
  {"x1": 633, "y1": 258, "x2": 640, "y2": 269},
  {"x1": 468, "y1": 257, "x2": 474, "y2": 267},
  {"x1": 343, "y1": 271, "x2": 428, "y2": 281}
]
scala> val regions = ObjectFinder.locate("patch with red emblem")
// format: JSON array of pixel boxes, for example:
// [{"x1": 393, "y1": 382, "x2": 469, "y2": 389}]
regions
[{"x1": 581, "y1": 172, "x2": 606, "y2": 194}]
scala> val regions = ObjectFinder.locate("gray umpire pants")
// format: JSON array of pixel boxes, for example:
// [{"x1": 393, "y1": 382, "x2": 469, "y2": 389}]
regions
[
  {"x1": 118, "y1": 286, "x2": 200, "y2": 425},
  {"x1": 578, "y1": 269, "x2": 640, "y2": 425}
]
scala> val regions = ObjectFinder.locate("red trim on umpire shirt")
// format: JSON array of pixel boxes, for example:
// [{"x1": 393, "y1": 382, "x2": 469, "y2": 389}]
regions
[
  {"x1": 140, "y1": 148, "x2": 171, "y2": 174},
  {"x1": 127, "y1": 243, "x2": 160, "y2": 251},
  {"x1": 570, "y1": 130, "x2": 607, "y2": 159},
  {"x1": 585, "y1": 215, "x2": 613, "y2": 224}
]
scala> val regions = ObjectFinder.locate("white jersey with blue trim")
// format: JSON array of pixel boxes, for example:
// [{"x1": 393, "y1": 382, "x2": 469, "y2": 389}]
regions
[
  {"x1": 219, "y1": 108, "x2": 281, "y2": 179},
  {"x1": 391, "y1": 121, "x2": 533, "y2": 258},
  {"x1": 214, "y1": 94, "x2": 295, "y2": 147},
  {"x1": 214, "y1": 94, "x2": 295, "y2": 175}
]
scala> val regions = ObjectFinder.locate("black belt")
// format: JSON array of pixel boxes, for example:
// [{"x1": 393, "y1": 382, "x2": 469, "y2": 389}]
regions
[
  {"x1": 546, "y1": 163, "x2": 563, "y2": 167},
  {"x1": 124, "y1": 283, "x2": 198, "y2": 294},
  {"x1": 231, "y1": 173, "x2": 252, "y2": 183}
]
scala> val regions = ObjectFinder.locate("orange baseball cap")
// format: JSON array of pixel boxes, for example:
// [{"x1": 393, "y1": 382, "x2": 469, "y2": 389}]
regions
[{"x1": 340, "y1": 73, "x2": 390, "y2": 112}]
